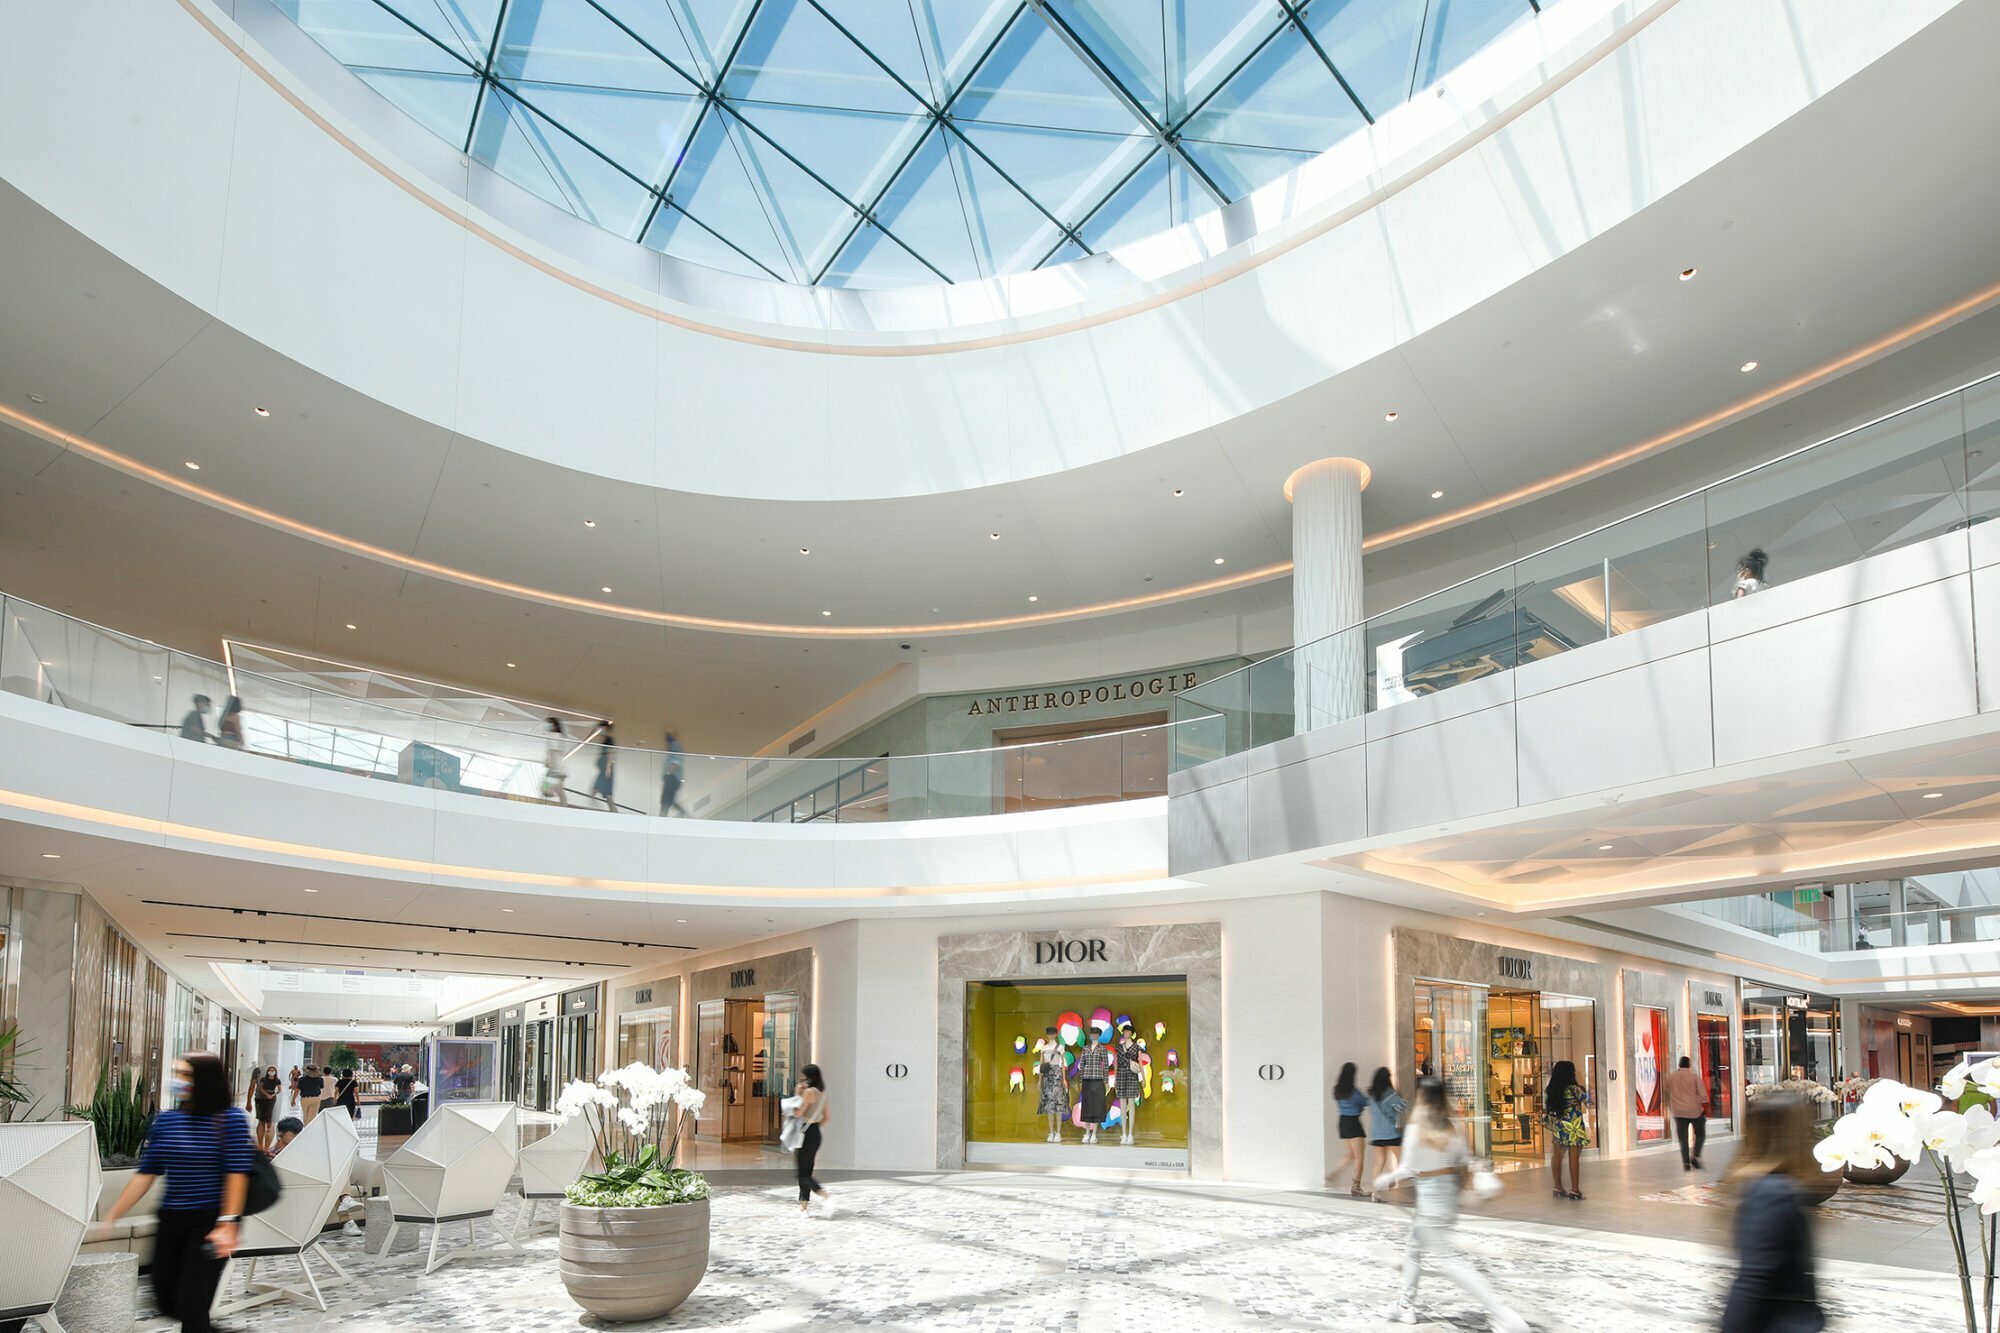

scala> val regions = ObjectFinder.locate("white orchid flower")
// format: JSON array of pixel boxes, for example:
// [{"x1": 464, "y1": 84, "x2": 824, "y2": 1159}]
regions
[
  {"x1": 1863, "y1": 1080, "x2": 1942, "y2": 1119},
  {"x1": 1943, "y1": 1058, "x2": 1974, "y2": 1101},
  {"x1": 1973, "y1": 1059, "x2": 2000, "y2": 1102},
  {"x1": 1965, "y1": 1104, "x2": 2000, "y2": 1154},
  {"x1": 1975, "y1": 1172, "x2": 2000, "y2": 1216},
  {"x1": 673, "y1": 1086, "x2": 707, "y2": 1115},
  {"x1": 1920, "y1": 1110, "x2": 1971, "y2": 1167},
  {"x1": 1813, "y1": 1133, "x2": 1861, "y2": 1173},
  {"x1": 1842, "y1": 1105, "x2": 1918, "y2": 1163}
]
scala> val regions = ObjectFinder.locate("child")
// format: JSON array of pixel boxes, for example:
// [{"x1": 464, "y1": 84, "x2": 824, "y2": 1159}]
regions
[{"x1": 1375, "y1": 1077, "x2": 1529, "y2": 1331}]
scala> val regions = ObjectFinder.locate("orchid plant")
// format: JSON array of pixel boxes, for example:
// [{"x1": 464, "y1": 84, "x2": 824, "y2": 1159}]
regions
[
  {"x1": 555, "y1": 1063, "x2": 711, "y2": 1209},
  {"x1": 1816, "y1": 1060, "x2": 2000, "y2": 1333}
]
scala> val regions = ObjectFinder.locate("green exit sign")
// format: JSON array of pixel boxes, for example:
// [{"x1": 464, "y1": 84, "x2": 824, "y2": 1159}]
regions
[{"x1": 1793, "y1": 887, "x2": 1822, "y2": 904}]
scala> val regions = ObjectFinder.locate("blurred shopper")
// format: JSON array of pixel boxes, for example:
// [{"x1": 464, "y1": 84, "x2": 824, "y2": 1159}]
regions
[
  {"x1": 1334, "y1": 1062, "x2": 1368, "y2": 1196},
  {"x1": 100, "y1": 1051, "x2": 254, "y2": 1333},
  {"x1": 177, "y1": 694, "x2": 212, "y2": 742},
  {"x1": 592, "y1": 721, "x2": 617, "y2": 811},
  {"x1": 1722, "y1": 1095, "x2": 1825, "y2": 1333},
  {"x1": 250, "y1": 1064, "x2": 281, "y2": 1152},
  {"x1": 1545, "y1": 1060, "x2": 1591, "y2": 1200},
  {"x1": 1733, "y1": 548, "x2": 1769, "y2": 597},
  {"x1": 792, "y1": 1064, "x2": 832, "y2": 1215},
  {"x1": 541, "y1": 717, "x2": 570, "y2": 806},
  {"x1": 216, "y1": 695, "x2": 245, "y2": 750},
  {"x1": 660, "y1": 727, "x2": 688, "y2": 817},
  {"x1": 1367, "y1": 1066, "x2": 1407, "y2": 1201},
  {"x1": 297, "y1": 1065, "x2": 324, "y2": 1124},
  {"x1": 1379, "y1": 1077, "x2": 1528, "y2": 1331},
  {"x1": 286, "y1": 1064, "x2": 301, "y2": 1115},
  {"x1": 1666, "y1": 1055, "x2": 1708, "y2": 1170},
  {"x1": 334, "y1": 1066, "x2": 360, "y2": 1120},
  {"x1": 272, "y1": 1117, "x2": 303, "y2": 1155}
]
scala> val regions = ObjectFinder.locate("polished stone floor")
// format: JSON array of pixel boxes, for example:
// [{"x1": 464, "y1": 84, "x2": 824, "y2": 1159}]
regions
[{"x1": 85, "y1": 1156, "x2": 1961, "y2": 1332}]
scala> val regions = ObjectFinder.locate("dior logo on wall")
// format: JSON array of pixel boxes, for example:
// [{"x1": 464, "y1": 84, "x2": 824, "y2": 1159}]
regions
[
  {"x1": 885, "y1": 1063, "x2": 909, "y2": 1079},
  {"x1": 1258, "y1": 1064, "x2": 1285, "y2": 1081},
  {"x1": 729, "y1": 968, "x2": 757, "y2": 989},
  {"x1": 1498, "y1": 955, "x2": 1534, "y2": 982},
  {"x1": 1034, "y1": 939, "x2": 1109, "y2": 966},
  {"x1": 634, "y1": 987, "x2": 654, "y2": 1006}
]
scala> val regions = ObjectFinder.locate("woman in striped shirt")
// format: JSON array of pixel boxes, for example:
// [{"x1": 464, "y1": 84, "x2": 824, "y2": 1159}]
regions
[{"x1": 99, "y1": 1051, "x2": 255, "y2": 1332}]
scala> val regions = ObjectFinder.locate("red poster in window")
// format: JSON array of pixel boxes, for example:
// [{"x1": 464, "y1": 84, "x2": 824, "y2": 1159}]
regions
[{"x1": 1634, "y1": 1006, "x2": 1667, "y2": 1142}]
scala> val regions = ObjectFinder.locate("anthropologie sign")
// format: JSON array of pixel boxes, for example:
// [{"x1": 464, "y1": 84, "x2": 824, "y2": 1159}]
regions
[{"x1": 966, "y1": 672, "x2": 1201, "y2": 717}]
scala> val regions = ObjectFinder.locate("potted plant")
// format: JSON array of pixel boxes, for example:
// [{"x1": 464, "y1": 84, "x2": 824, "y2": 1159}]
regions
[
  {"x1": 66, "y1": 1065, "x2": 152, "y2": 1219},
  {"x1": 0, "y1": 1025, "x2": 36, "y2": 1122},
  {"x1": 554, "y1": 1063, "x2": 709, "y2": 1323},
  {"x1": 1816, "y1": 1061, "x2": 2000, "y2": 1331}
]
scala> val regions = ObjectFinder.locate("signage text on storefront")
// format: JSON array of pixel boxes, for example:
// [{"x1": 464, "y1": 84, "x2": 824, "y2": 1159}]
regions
[
  {"x1": 966, "y1": 672, "x2": 1200, "y2": 717},
  {"x1": 730, "y1": 968, "x2": 757, "y2": 989},
  {"x1": 1035, "y1": 939, "x2": 1108, "y2": 965},
  {"x1": 1703, "y1": 990, "x2": 1726, "y2": 1008},
  {"x1": 1498, "y1": 955, "x2": 1533, "y2": 982}
]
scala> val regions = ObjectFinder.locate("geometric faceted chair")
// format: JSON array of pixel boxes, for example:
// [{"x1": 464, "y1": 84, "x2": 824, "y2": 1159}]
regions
[
  {"x1": 214, "y1": 1111, "x2": 361, "y2": 1315},
  {"x1": 380, "y1": 1103, "x2": 522, "y2": 1273},
  {"x1": 0, "y1": 1122, "x2": 101, "y2": 1333},
  {"x1": 510, "y1": 1113, "x2": 595, "y2": 1243}
]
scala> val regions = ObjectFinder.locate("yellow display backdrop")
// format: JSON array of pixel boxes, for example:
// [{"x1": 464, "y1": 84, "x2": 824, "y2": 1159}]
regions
[{"x1": 965, "y1": 978, "x2": 1191, "y2": 1147}]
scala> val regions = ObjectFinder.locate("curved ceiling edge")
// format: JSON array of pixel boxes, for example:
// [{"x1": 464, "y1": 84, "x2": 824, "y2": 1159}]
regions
[
  {"x1": 184, "y1": 0, "x2": 1664, "y2": 357},
  {"x1": 8, "y1": 284, "x2": 1993, "y2": 638}
]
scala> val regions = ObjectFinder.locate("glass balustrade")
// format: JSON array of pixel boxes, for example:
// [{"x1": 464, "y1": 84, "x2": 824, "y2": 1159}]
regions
[
  {"x1": 1175, "y1": 373, "x2": 2000, "y2": 768},
  {"x1": 1674, "y1": 899, "x2": 2000, "y2": 954}
]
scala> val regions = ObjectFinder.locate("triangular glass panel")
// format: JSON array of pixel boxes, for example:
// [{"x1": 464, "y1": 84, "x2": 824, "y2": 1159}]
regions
[
  {"x1": 907, "y1": 0, "x2": 1021, "y2": 102},
  {"x1": 954, "y1": 121, "x2": 1150, "y2": 228},
  {"x1": 645, "y1": 204, "x2": 784, "y2": 281},
  {"x1": 728, "y1": 102, "x2": 927, "y2": 211},
  {"x1": 1181, "y1": 21, "x2": 1364, "y2": 153},
  {"x1": 1303, "y1": 0, "x2": 1426, "y2": 120},
  {"x1": 952, "y1": 13, "x2": 1146, "y2": 135},
  {"x1": 811, "y1": 0, "x2": 940, "y2": 104},
  {"x1": 727, "y1": 115, "x2": 872, "y2": 277},
  {"x1": 1077, "y1": 145, "x2": 1170, "y2": 253},
  {"x1": 486, "y1": 88, "x2": 657, "y2": 237},
  {"x1": 1165, "y1": 0, "x2": 1289, "y2": 125},
  {"x1": 355, "y1": 68, "x2": 482, "y2": 145},
  {"x1": 721, "y1": 0, "x2": 929, "y2": 115},
  {"x1": 494, "y1": 0, "x2": 697, "y2": 96},
  {"x1": 1180, "y1": 138, "x2": 1316, "y2": 199},
  {"x1": 469, "y1": 86, "x2": 576, "y2": 214},
  {"x1": 865, "y1": 125, "x2": 980, "y2": 283},
  {"x1": 279, "y1": 0, "x2": 473, "y2": 74},
  {"x1": 590, "y1": 0, "x2": 705, "y2": 76},
  {"x1": 506, "y1": 81, "x2": 703, "y2": 186},
  {"x1": 1041, "y1": 238, "x2": 1089, "y2": 269},
  {"x1": 668, "y1": 113, "x2": 796, "y2": 279},
  {"x1": 383, "y1": 0, "x2": 502, "y2": 65},
  {"x1": 945, "y1": 133, "x2": 1062, "y2": 278},
  {"x1": 822, "y1": 221, "x2": 944, "y2": 289},
  {"x1": 1039, "y1": 0, "x2": 1167, "y2": 123},
  {"x1": 666, "y1": 0, "x2": 762, "y2": 82},
  {"x1": 1166, "y1": 151, "x2": 1211, "y2": 224},
  {"x1": 1416, "y1": 0, "x2": 1535, "y2": 92}
]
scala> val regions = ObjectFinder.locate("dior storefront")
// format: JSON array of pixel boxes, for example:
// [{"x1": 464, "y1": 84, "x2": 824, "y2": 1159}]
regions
[{"x1": 938, "y1": 923, "x2": 1220, "y2": 1176}]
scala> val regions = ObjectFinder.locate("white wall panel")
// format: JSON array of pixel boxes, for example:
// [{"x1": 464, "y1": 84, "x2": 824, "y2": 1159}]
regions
[
  {"x1": 1516, "y1": 650, "x2": 1715, "y2": 805},
  {"x1": 1366, "y1": 702, "x2": 1519, "y2": 836},
  {"x1": 1247, "y1": 745, "x2": 1368, "y2": 862}
]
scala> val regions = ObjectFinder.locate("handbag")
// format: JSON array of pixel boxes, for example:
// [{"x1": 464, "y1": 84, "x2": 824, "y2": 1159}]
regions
[{"x1": 213, "y1": 1111, "x2": 282, "y2": 1216}]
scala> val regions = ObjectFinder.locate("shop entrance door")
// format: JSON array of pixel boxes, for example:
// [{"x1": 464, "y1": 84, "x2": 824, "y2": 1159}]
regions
[
  {"x1": 1415, "y1": 980, "x2": 1491, "y2": 1158},
  {"x1": 524, "y1": 1018, "x2": 555, "y2": 1112},
  {"x1": 500, "y1": 1025, "x2": 523, "y2": 1105},
  {"x1": 1697, "y1": 1014, "x2": 1733, "y2": 1121},
  {"x1": 1418, "y1": 982, "x2": 1597, "y2": 1168},
  {"x1": 758, "y1": 993, "x2": 800, "y2": 1145}
]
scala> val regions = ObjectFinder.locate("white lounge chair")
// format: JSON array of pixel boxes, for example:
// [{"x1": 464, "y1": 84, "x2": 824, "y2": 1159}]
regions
[
  {"x1": 510, "y1": 1114, "x2": 595, "y2": 1243},
  {"x1": 380, "y1": 1103, "x2": 521, "y2": 1274},
  {"x1": 0, "y1": 1122, "x2": 101, "y2": 1333},
  {"x1": 213, "y1": 1112, "x2": 361, "y2": 1315}
]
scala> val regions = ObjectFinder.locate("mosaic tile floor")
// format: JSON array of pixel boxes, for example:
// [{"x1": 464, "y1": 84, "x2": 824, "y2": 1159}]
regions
[{"x1": 95, "y1": 1174, "x2": 1959, "y2": 1332}]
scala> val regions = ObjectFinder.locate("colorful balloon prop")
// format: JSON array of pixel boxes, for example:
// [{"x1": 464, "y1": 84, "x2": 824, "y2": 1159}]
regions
[
  {"x1": 1058, "y1": 1013, "x2": 1083, "y2": 1047},
  {"x1": 1013, "y1": 1035, "x2": 1027, "y2": 1054},
  {"x1": 1116, "y1": 1014, "x2": 1133, "y2": 1033},
  {"x1": 1154, "y1": 1022, "x2": 1167, "y2": 1040},
  {"x1": 1167, "y1": 1049, "x2": 1180, "y2": 1067},
  {"x1": 1071, "y1": 1099, "x2": 1085, "y2": 1128},
  {"x1": 1063, "y1": 1049, "x2": 1076, "y2": 1069},
  {"x1": 1009, "y1": 1067, "x2": 1024, "y2": 1092},
  {"x1": 1104, "y1": 1100, "x2": 1122, "y2": 1128},
  {"x1": 1089, "y1": 1008, "x2": 1113, "y2": 1039}
]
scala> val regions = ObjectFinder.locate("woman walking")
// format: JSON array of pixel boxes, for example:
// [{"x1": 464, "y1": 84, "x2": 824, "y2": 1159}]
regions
[
  {"x1": 1366, "y1": 1066, "x2": 1407, "y2": 1201},
  {"x1": 541, "y1": 717, "x2": 570, "y2": 806},
  {"x1": 250, "y1": 1064, "x2": 281, "y2": 1152},
  {"x1": 297, "y1": 1064, "x2": 323, "y2": 1124},
  {"x1": 100, "y1": 1052, "x2": 255, "y2": 1332},
  {"x1": 1334, "y1": 1062, "x2": 1368, "y2": 1195},
  {"x1": 334, "y1": 1066, "x2": 360, "y2": 1121},
  {"x1": 792, "y1": 1064, "x2": 832, "y2": 1215},
  {"x1": 1545, "y1": 1059, "x2": 1591, "y2": 1200},
  {"x1": 1380, "y1": 1078, "x2": 1529, "y2": 1331},
  {"x1": 1721, "y1": 1095, "x2": 1826, "y2": 1332}
]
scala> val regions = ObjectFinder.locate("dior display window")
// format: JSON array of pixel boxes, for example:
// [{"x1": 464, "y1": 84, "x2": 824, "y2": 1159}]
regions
[
  {"x1": 938, "y1": 924, "x2": 1220, "y2": 1175},
  {"x1": 688, "y1": 948, "x2": 813, "y2": 1147}
]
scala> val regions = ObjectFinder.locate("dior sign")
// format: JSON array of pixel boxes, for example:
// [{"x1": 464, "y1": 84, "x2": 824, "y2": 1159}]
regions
[
  {"x1": 1498, "y1": 955, "x2": 1534, "y2": 982},
  {"x1": 1035, "y1": 939, "x2": 1108, "y2": 966}
]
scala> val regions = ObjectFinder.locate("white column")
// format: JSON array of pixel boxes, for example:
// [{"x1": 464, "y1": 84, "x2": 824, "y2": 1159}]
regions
[{"x1": 1286, "y1": 458, "x2": 1370, "y2": 730}]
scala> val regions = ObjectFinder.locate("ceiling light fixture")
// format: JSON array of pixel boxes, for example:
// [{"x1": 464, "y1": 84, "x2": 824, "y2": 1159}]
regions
[
  {"x1": 798, "y1": 547, "x2": 810, "y2": 555},
  {"x1": 1597, "y1": 843, "x2": 1614, "y2": 851},
  {"x1": 1922, "y1": 791, "x2": 1945, "y2": 800},
  {"x1": 1385, "y1": 411, "x2": 1400, "y2": 422},
  {"x1": 28, "y1": 393, "x2": 46, "y2": 404},
  {"x1": 253, "y1": 406, "x2": 271, "y2": 417},
  {"x1": 821, "y1": 610, "x2": 832, "y2": 617},
  {"x1": 1679, "y1": 267, "x2": 1697, "y2": 281},
  {"x1": 344, "y1": 623, "x2": 356, "y2": 630},
  {"x1": 676, "y1": 918, "x2": 688, "y2": 924},
  {"x1": 989, "y1": 532, "x2": 1001, "y2": 541},
  {"x1": 1431, "y1": 490, "x2": 1445, "y2": 500},
  {"x1": 303, "y1": 887, "x2": 318, "y2": 893},
  {"x1": 600, "y1": 586, "x2": 612, "y2": 594},
  {"x1": 583, "y1": 519, "x2": 596, "y2": 528},
  {"x1": 505, "y1": 661, "x2": 517, "y2": 669},
  {"x1": 1740, "y1": 360, "x2": 1759, "y2": 373},
  {"x1": 40, "y1": 852, "x2": 60, "y2": 859},
  {"x1": 1213, "y1": 556, "x2": 1225, "y2": 565},
  {"x1": 184, "y1": 460, "x2": 201, "y2": 470},
  {"x1": 501, "y1": 908, "x2": 515, "y2": 913},
  {"x1": 1027, "y1": 595, "x2": 1039, "y2": 603}
]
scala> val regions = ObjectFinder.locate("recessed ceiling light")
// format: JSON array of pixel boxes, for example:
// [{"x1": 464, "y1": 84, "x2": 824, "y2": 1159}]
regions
[
  {"x1": 501, "y1": 908, "x2": 515, "y2": 913},
  {"x1": 676, "y1": 918, "x2": 688, "y2": 924},
  {"x1": 1385, "y1": 411, "x2": 1400, "y2": 422},
  {"x1": 798, "y1": 547, "x2": 810, "y2": 555},
  {"x1": 1922, "y1": 791, "x2": 1944, "y2": 800},
  {"x1": 821, "y1": 610, "x2": 832, "y2": 617},
  {"x1": 184, "y1": 460, "x2": 201, "y2": 470},
  {"x1": 600, "y1": 586, "x2": 612, "y2": 594},
  {"x1": 1027, "y1": 595, "x2": 1039, "y2": 603},
  {"x1": 1597, "y1": 843, "x2": 1614, "y2": 851},
  {"x1": 303, "y1": 887, "x2": 318, "y2": 893},
  {"x1": 28, "y1": 393, "x2": 46, "y2": 404},
  {"x1": 1679, "y1": 267, "x2": 1697, "y2": 281},
  {"x1": 1172, "y1": 488, "x2": 1184, "y2": 497},
  {"x1": 506, "y1": 662, "x2": 517, "y2": 668},
  {"x1": 989, "y1": 532, "x2": 1001, "y2": 541},
  {"x1": 40, "y1": 852, "x2": 60, "y2": 859},
  {"x1": 1430, "y1": 490, "x2": 1445, "y2": 500},
  {"x1": 1213, "y1": 556, "x2": 1225, "y2": 565},
  {"x1": 344, "y1": 623, "x2": 356, "y2": 630},
  {"x1": 583, "y1": 519, "x2": 597, "y2": 528},
  {"x1": 253, "y1": 406, "x2": 271, "y2": 417},
  {"x1": 1740, "y1": 360, "x2": 1758, "y2": 373}
]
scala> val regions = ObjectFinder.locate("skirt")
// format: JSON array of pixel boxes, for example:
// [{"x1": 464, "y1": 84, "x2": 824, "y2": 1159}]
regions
[
  {"x1": 1338, "y1": 1114, "x2": 1365, "y2": 1140},
  {"x1": 1079, "y1": 1077, "x2": 1107, "y2": 1125},
  {"x1": 1036, "y1": 1075, "x2": 1066, "y2": 1116},
  {"x1": 1370, "y1": 1131, "x2": 1404, "y2": 1147},
  {"x1": 255, "y1": 1097, "x2": 276, "y2": 1125}
]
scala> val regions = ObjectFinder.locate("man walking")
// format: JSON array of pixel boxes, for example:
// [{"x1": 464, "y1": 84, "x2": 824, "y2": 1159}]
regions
[{"x1": 1665, "y1": 1055, "x2": 1707, "y2": 1170}]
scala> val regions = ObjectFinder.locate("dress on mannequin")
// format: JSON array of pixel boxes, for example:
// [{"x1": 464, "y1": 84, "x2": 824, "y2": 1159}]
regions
[
  {"x1": 1074, "y1": 1036, "x2": 1111, "y2": 1143},
  {"x1": 1035, "y1": 1034, "x2": 1069, "y2": 1143},
  {"x1": 1114, "y1": 1031, "x2": 1143, "y2": 1144}
]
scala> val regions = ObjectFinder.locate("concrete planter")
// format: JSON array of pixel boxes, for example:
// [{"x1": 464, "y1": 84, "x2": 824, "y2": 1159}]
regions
[{"x1": 558, "y1": 1197, "x2": 709, "y2": 1322}]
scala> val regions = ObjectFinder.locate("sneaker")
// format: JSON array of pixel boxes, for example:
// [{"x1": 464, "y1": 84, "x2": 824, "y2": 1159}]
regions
[
  {"x1": 341, "y1": 1221, "x2": 362, "y2": 1238},
  {"x1": 1384, "y1": 1301, "x2": 1419, "y2": 1324}
]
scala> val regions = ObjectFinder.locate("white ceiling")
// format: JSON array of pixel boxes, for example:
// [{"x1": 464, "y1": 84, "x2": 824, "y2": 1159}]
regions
[{"x1": 0, "y1": 0, "x2": 1997, "y2": 753}]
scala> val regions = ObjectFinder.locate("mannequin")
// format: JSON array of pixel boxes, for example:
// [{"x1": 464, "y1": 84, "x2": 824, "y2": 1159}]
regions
[
  {"x1": 1114, "y1": 1026, "x2": 1144, "y2": 1144},
  {"x1": 1035, "y1": 1027, "x2": 1069, "y2": 1142},
  {"x1": 1074, "y1": 1028, "x2": 1113, "y2": 1144}
]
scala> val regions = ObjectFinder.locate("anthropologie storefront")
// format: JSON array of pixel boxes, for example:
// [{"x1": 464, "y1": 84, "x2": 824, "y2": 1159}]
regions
[{"x1": 939, "y1": 924, "x2": 1220, "y2": 1176}]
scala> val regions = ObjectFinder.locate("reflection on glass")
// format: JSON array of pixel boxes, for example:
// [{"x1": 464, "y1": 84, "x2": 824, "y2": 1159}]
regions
[{"x1": 1414, "y1": 979, "x2": 1490, "y2": 1158}]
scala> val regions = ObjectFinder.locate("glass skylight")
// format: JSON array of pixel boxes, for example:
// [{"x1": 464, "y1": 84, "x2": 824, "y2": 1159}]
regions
[{"x1": 277, "y1": 0, "x2": 1548, "y2": 287}]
